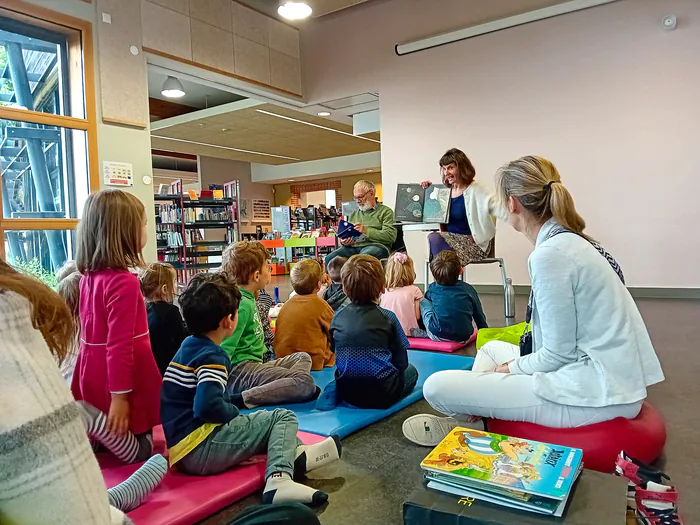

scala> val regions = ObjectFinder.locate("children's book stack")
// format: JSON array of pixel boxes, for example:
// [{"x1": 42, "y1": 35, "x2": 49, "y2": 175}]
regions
[{"x1": 420, "y1": 427, "x2": 583, "y2": 517}]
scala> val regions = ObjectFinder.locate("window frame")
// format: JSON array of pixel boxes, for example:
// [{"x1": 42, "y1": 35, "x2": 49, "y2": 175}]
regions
[{"x1": 0, "y1": 0, "x2": 98, "y2": 264}]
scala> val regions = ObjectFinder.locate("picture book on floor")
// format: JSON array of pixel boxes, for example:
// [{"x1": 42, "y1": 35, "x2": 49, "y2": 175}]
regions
[
  {"x1": 395, "y1": 184, "x2": 451, "y2": 223},
  {"x1": 420, "y1": 427, "x2": 583, "y2": 516}
]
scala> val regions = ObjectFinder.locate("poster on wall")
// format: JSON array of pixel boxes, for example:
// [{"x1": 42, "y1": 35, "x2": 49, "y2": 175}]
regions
[
  {"x1": 252, "y1": 199, "x2": 272, "y2": 222},
  {"x1": 240, "y1": 199, "x2": 250, "y2": 222},
  {"x1": 103, "y1": 161, "x2": 134, "y2": 187}
]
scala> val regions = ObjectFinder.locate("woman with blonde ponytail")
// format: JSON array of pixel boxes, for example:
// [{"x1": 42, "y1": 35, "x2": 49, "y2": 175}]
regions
[{"x1": 404, "y1": 156, "x2": 665, "y2": 444}]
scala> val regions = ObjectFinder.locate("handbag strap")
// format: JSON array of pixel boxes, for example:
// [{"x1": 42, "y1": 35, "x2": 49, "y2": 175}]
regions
[{"x1": 524, "y1": 225, "x2": 624, "y2": 324}]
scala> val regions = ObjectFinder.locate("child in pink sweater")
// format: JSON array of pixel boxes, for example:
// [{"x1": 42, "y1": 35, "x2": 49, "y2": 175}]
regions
[
  {"x1": 379, "y1": 252, "x2": 423, "y2": 336},
  {"x1": 72, "y1": 189, "x2": 162, "y2": 464}
]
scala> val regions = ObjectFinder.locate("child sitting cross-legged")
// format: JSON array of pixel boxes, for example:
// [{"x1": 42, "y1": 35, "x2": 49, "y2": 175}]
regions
[
  {"x1": 413, "y1": 250, "x2": 488, "y2": 342},
  {"x1": 221, "y1": 241, "x2": 317, "y2": 407},
  {"x1": 161, "y1": 272, "x2": 342, "y2": 505},
  {"x1": 273, "y1": 259, "x2": 336, "y2": 371},
  {"x1": 321, "y1": 256, "x2": 350, "y2": 312},
  {"x1": 379, "y1": 252, "x2": 423, "y2": 336},
  {"x1": 323, "y1": 255, "x2": 419, "y2": 410}
]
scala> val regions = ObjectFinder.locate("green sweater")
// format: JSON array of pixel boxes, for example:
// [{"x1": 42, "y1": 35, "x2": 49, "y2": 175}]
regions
[
  {"x1": 220, "y1": 288, "x2": 266, "y2": 365},
  {"x1": 349, "y1": 204, "x2": 397, "y2": 248}
]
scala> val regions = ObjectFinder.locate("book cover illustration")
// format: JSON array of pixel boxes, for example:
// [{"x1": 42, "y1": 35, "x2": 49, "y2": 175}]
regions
[
  {"x1": 422, "y1": 184, "x2": 451, "y2": 223},
  {"x1": 337, "y1": 220, "x2": 365, "y2": 241},
  {"x1": 395, "y1": 184, "x2": 425, "y2": 222},
  {"x1": 420, "y1": 428, "x2": 583, "y2": 500}
]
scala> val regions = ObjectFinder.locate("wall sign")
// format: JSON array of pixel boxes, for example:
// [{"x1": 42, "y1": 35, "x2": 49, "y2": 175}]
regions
[
  {"x1": 103, "y1": 161, "x2": 134, "y2": 187},
  {"x1": 252, "y1": 199, "x2": 272, "y2": 222}
]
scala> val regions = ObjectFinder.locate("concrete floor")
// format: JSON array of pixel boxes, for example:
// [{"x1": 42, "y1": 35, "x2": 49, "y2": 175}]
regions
[{"x1": 201, "y1": 281, "x2": 699, "y2": 525}]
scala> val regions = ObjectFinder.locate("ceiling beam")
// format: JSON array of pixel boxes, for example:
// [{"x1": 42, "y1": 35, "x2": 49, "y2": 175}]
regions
[
  {"x1": 151, "y1": 99, "x2": 265, "y2": 131},
  {"x1": 151, "y1": 149, "x2": 197, "y2": 160}
]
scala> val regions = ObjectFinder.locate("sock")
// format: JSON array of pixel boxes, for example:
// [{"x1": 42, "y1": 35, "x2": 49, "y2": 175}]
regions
[
  {"x1": 310, "y1": 386, "x2": 322, "y2": 401},
  {"x1": 315, "y1": 381, "x2": 338, "y2": 411},
  {"x1": 79, "y1": 401, "x2": 143, "y2": 464},
  {"x1": 262, "y1": 472, "x2": 328, "y2": 506},
  {"x1": 295, "y1": 435, "x2": 341, "y2": 475},
  {"x1": 410, "y1": 328, "x2": 428, "y2": 338},
  {"x1": 107, "y1": 454, "x2": 168, "y2": 512}
]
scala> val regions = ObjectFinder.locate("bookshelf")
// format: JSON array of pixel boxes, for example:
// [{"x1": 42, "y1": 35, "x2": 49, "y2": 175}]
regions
[{"x1": 154, "y1": 179, "x2": 241, "y2": 284}]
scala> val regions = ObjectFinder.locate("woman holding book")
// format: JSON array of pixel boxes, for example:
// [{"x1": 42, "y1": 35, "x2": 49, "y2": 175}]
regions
[
  {"x1": 420, "y1": 148, "x2": 500, "y2": 266},
  {"x1": 404, "y1": 156, "x2": 664, "y2": 445}
]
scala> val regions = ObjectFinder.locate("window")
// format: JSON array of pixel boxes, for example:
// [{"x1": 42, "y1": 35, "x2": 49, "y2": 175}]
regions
[{"x1": 0, "y1": 1, "x2": 97, "y2": 278}]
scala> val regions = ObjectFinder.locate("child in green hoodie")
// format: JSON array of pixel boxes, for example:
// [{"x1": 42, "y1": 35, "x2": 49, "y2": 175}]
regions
[{"x1": 221, "y1": 241, "x2": 318, "y2": 408}]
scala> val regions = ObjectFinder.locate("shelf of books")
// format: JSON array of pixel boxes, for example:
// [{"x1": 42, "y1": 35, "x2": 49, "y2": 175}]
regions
[
  {"x1": 155, "y1": 179, "x2": 241, "y2": 284},
  {"x1": 257, "y1": 236, "x2": 337, "y2": 275}
]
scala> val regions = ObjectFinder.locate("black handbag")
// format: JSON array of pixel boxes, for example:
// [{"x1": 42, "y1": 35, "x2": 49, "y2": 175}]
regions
[{"x1": 519, "y1": 226, "x2": 625, "y2": 357}]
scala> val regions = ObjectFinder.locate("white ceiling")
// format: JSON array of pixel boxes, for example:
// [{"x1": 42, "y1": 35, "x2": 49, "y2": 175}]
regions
[{"x1": 147, "y1": 67, "x2": 245, "y2": 109}]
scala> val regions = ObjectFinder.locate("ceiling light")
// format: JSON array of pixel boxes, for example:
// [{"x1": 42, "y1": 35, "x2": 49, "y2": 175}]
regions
[
  {"x1": 151, "y1": 135, "x2": 300, "y2": 161},
  {"x1": 222, "y1": 128, "x2": 229, "y2": 132},
  {"x1": 366, "y1": 169, "x2": 374, "y2": 172},
  {"x1": 317, "y1": 111, "x2": 331, "y2": 117},
  {"x1": 256, "y1": 109, "x2": 381, "y2": 144},
  {"x1": 288, "y1": 179, "x2": 296, "y2": 182},
  {"x1": 278, "y1": 2, "x2": 312, "y2": 20},
  {"x1": 161, "y1": 76, "x2": 185, "y2": 98}
]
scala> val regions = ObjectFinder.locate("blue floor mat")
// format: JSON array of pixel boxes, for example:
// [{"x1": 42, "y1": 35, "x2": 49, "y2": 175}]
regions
[{"x1": 245, "y1": 350, "x2": 474, "y2": 439}]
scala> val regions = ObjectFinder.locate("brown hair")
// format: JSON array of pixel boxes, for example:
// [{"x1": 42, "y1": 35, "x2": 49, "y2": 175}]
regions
[
  {"x1": 222, "y1": 241, "x2": 269, "y2": 284},
  {"x1": 140, "y1": 262, "x2": 177, "y2": 302},
  {"x1": 385, "y1": 252, "x2": 416, "y2": 288},
  {"x1": 495, "y1": 156, "x2": 591, "y2": 240},
  {"x1": 290, "y1": 258, "x2": 323, "y2": 295},
  {"x1": 341, "y1": 254, "x2": 385, "y2": 305},
  {"x1": 430, "y1": 250, "x2": 461, "y2": 286},
  {"x1": 55, "y1": 260, "x2": 78, "y2": 282},
  {"x1": 327, "y1": 256, "x2": 347, "y2": 283},
  {"x1": 57, "y1": 271, "x2": 81, "y2": 319},
  {"x1": 0, "y1": 260, "x2": 74, "y2": 363},
  {"x1": 439, "y1": 148, "x2": 476, "y2": 187},
  {"x1": 76, "y1": 189, "x2": 146, "y2": 273}
]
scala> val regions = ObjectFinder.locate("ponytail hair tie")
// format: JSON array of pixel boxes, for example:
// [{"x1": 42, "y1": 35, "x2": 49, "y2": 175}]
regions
[
  {"x1": 544, "y1": 180, "x2": 558, "y2": 191},
  {"x1": 392, "y1": 252, "x2": 408, "y2": 264}
]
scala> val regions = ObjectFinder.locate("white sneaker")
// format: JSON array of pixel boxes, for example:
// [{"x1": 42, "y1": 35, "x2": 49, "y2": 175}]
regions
[{"x1": 402, "y1": 414, "x2": 463, "y2": 447}]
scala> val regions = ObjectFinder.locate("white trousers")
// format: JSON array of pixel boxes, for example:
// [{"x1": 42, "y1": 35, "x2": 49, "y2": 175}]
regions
[{"x1": 424, "y1": 341, "x2": 642, "y2": 428}]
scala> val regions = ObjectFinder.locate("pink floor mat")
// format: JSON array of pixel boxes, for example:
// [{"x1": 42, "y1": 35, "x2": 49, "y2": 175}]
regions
[
  {"x1": 407, "y1": 329, "x2": 477, "y2": 353},
  {"x1": 101, "y1": 426, "x2": 325, "y2": 525}
]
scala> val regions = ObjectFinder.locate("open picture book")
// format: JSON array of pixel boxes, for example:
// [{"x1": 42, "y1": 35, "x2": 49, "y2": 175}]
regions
[{"x1": 395, "y1": 184, "x2": 451, "y2": 224}]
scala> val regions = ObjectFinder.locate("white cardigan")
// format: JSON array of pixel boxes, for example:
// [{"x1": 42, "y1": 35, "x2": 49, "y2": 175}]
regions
[
  {"x1": 509, "y1": 219, "x2": 665, "y2": 407},
  {"x1": 458, "y1": 181, "x2": 499, "y2": 252}
]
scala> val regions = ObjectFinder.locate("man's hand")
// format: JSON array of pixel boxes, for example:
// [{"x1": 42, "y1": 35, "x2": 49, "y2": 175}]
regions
[
  {"x1": 107, "y1": 393, "x2": 130, "y2": 437},
  {"x1": 354, "y1": 223, "x2": 367, "y2": 234},
  {"x1": 340, "y1": 237, "x2": 355, "y2": 246}
]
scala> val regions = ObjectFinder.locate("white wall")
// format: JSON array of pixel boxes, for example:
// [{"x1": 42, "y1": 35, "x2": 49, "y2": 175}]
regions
[{"x1": 302, "y1": 0, "x2": 700, "y2": 288}]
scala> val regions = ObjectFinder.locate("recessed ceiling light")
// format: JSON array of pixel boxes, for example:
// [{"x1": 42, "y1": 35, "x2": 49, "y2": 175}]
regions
[
  {"x1": 198, "y1": 123, "x2": 206, "y2": 127},
  {"x1": 366, "y1": 169, "x2": 374, "y2": 172},
  {"x1": 278, "y1": 2, "x2": 312, "y2": 20},
  {"x1": 151, "y1": 135, "x2": 300, "y2": 161},
  {"x1": 256, "y1": 109, "x2": 381, "y2": 144},
  {"x1": 317, "y1": 111, "x2": 331, "y2": 117},
  {"x1": 161, "y1": 76, "x2": 185, "y2": 98},
  {"x1": 222, "y1": 128, "x2": 229, "y2": 132},
  {"x1": 288, "y1": 179, "x2": 296, "y2": 182}
]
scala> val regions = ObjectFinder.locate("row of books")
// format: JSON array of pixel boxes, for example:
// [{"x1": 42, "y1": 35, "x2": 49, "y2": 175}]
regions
[
  {"x1": 156, "y1": 231, "x2": 183, "y2": 249},
  {"x1": 420, "y1": 427, "x2": 583, "y2": 517},
  {"x1": 183, "y1": 207, "x2": 231, "y2": 223},
  {"x1": 157, "y1": 204, "x2": 181, "y2": 223}
]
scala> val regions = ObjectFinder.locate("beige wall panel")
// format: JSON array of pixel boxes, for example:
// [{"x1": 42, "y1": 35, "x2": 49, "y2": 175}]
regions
[
  {"x1": 270, "y1": 50, "x2": 301, "y2": 95},
  {"x1": 147, "y1": 0, "x2": 189, "y2": 15},
  {"x1": 96, "y1": 0, "x2": 149, "y2": 127},
  {"x1": 191, "y1": 19, "x2": 235, "y2": 73},
  {"x1": 190, "y1": 0, "x2": 232, "y2": 32},
  {"x1": 234, "y1": 36, "x2": 270, "y2": 85},
  {"x1": 268, "y1": 18, "x2": 299, "y2": 59},
  {"x1": 142, "y1": 0, "x2": 192, "y2": 59},
  {"x1": 231, "y1": 1, "x2": 268, "y2": 46}
]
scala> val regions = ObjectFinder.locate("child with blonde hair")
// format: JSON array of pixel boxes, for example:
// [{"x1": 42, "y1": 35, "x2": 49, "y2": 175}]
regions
[
  {"x1": 56, "y1": 269, "x2": 81, "y2": 384},
  {"x1": 140, "y1": 262, "x2": 187, "y2": 376},
  {"x1": 379, "y1": 252, "x2": 423, "y2": 336},
  {"x1": 73, "y1": 189, "x2": 162, "y2": 465}
]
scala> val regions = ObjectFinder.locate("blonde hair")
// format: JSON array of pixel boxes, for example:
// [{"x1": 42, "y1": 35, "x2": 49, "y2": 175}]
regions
[
  {"x1": 57, "y1": 271, "x2": 81, "y2": 319},
  {"x1": 495, "y1": 156, "x2": 590, "y2": 240},
  {"x1": 76, "y1": 189, "x2": 146, "y2": 273},
  {"x1": 385, "y1": 252, "x2": 416, "y2": 288},
  {"x1": 341, "y1": 254, "x2": 385, "y2": 305},
  {"x1": 0, "y1": 260, "x2": 74, "y2": 364},
  {"x1": 140, "y1": 262, "x2": 177, "y2": 302},
  {"x1": 222, "y1": 241, "x2": 269, "y2": 284},
  {"x1": 55, "y1": 260, "x2": 78, "y2": 282},
  {"x1": 290, "y1": 258, "x2": 323, "y2": 295}
]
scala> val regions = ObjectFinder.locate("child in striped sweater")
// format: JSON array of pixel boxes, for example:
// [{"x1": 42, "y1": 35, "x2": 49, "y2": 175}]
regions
[{"x1": 161, "y1": 272, "x2": 342, "y2": 505}]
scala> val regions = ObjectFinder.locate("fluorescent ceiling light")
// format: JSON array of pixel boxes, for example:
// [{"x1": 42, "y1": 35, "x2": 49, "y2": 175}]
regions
[
  {"x1": 278, "y1": 2, "x2": 312, "y2": 20},
  {"x1": 288, "y1": 179, "x2": 296, "y2": 182},
  {"x1": 151, "y1": 135, "x2": 300, "y2": 161},
  {"x1": 366, "y1": 169, "x2": 374, "y2": 172},
  {"x1": 256, "y1": 109, "x2": 381, "y2": 144},
  {"x1": 161, "y1": 76, "x2": 186, "y2": 98},
  {"x1": 317, "y1": 111, "x2": 331, "y2": 117}
]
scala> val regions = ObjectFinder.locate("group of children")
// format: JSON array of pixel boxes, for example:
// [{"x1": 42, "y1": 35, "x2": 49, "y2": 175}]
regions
[{"x1": 49, "y1": 187, "x2": 489, "y2": 513}]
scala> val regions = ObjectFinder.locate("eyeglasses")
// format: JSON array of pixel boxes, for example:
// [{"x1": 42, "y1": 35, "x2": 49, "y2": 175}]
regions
[{"x1": 353, "y1": 191, "x2": 371, "y2": 202}]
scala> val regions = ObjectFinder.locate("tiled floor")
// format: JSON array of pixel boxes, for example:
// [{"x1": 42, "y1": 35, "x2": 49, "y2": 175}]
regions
[{"x1": 201, "y1": 283, "x2": 699, "y2": 525}]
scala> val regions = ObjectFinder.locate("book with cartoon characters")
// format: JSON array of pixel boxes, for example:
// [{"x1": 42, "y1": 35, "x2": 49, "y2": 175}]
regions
[{"x1": 420, "y1": 428, "x2": 583, "y2": 505}]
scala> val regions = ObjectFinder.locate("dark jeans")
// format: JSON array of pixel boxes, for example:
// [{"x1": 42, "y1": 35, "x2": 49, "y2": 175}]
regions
[
  {"x1": 337, "y1": 363, "x2": 419, "y2": 409},
  {"x1": 420, "y1": 298, "x2": 472, "y2": 343},
  {"x1": 325, "y1": 242, "x2": 390, "y2": 267},
  {"x1": 228, "y1": 503, "x2": 320, "y2": 525},
  {"x1": 400, "y1": 363, "x2": 420, "y2": 399}
]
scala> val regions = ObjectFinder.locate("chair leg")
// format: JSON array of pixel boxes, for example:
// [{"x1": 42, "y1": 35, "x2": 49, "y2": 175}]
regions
[{"x1": 425, "y1": 260, "x2": 430, "y2": 287}]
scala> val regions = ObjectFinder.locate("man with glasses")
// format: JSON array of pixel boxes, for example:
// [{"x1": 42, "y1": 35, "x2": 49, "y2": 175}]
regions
[{"x1": 325, "y1": 180, "x2": 397, "y2": 267}]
